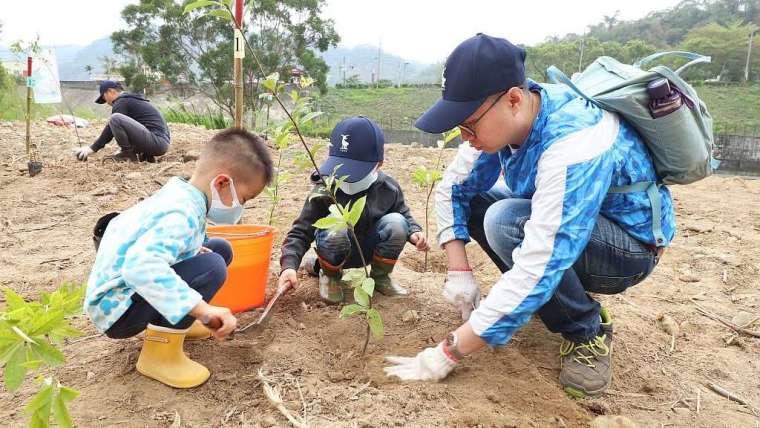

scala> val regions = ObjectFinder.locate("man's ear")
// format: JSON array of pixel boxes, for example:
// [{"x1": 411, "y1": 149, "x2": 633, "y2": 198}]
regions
[{"x1": 506, "y1": 86, "x2": 524, "y2": 110}]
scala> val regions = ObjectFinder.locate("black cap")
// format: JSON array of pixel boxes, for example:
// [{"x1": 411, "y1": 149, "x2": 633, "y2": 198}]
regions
[
  {"x1": 319, "y1": 116, "x2": 384, "y2": 183},
  {"x1": 415, "y1": 33, "x2": 526, "y2": 134},
  {"x1": 95, "y1": 80, "x2": 123, "y2": 104}
]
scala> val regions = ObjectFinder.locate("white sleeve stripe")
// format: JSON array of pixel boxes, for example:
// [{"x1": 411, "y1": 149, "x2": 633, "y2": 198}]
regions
[
  {"x1": 539, "y1": 111, "x2": 619, "y2": 170},
  {"x1": 469, "y1": 112, "x2": 618, "y2": 338},
  {"x1": 469, "y1": 166, "x2": 566, "y2": 336},
  {"x1": 435, "y1": 142, "x2": 482, "y2": 247}
]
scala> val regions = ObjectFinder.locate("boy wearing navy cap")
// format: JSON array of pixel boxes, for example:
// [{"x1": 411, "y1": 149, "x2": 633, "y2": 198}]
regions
[{"x1": 278, "y1": 116, "x2": 429, "y2": 303}]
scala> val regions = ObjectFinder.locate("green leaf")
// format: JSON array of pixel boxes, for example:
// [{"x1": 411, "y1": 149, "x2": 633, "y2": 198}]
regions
[
  {"x1": 353, "y1": 287, "x2": 370, "y2": 307},
  {"x1": 4, "y1": 344, "x2": 27, "y2": 391},
  {"x1": 300, "y1": 111, "x2": 323, "y2": 124},
  {"x1": 207, "y1": 9, "x2": 232, "y2": 20},
  {"x1": 28, "y1": 309, "x2": 64, "y2": 337},
  {"x1": 58, "y1": 386, "x2": 79, "y2": 402},
  {"x1": 183, "y1": 0, "x2": 218, "y2": 14},
  {"x1": 52, "y1": 386, "x2": 76, "y2": 428},
  {"x1": 361, "y1": 277, "x2": 375, "y2": 297},
  {"x1": 313, "y1": 217, "x2": 339, "y2": 229},
  {"x1": 444, "y1": 127, "x2": 462, "y2": 144},
  {"x1": 339, "y1": 304, "x2": 366, "y2": 319},
  {"x1": 26, "y1": 382, "x2": 54, "y2": 426},
  {"x1": 30, "y1": 340, "x2": 65, "y2": 367},
  {"x1": 347, "y1": 196, "x2": 366, "y2": 227},
  {"x1": 20, "y1": 359, "x2": 43, "y2": 370},
  {"x1": 4, "y1": 288, "x2": 27, "y2": 311},
  {"x1": 366, "y1": 309, "x2": 384, "y2": 339}
]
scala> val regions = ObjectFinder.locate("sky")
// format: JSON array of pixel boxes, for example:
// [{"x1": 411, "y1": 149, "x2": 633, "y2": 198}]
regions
[{"x1": 1, "y1": 0, "x2": 684, "y2": 63}]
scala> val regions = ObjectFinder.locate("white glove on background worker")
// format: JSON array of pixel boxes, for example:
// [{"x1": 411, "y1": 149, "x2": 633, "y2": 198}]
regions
[
  {"x1": 442, "y1": 270, "x2": 480, "y2": 321},
  {"x1": 384, "y1": 343, "x2": 458, "y2": 381},
  {"x1": 75, "y1": 146, "x2": 94, "y2": 161}
]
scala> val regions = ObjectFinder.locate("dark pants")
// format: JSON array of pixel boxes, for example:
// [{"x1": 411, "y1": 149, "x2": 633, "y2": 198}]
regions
[
  {"x1": 470, "y1": 182, "x2": 659, "y2": 343},
  {"x1": 109, "y1": 113, "x2": 170, "y2": 156},
  {"x1": 315, "y1": 212, "x2": 409, "y2": 269},
  {"x1": 105, "y1": 238, "x2": 233, "y2": 339}
]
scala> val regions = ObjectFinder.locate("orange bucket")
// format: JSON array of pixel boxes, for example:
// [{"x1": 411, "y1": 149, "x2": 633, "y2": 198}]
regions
[{"x1": 207, "y1": 225, "x2": 277, "y2": 313}]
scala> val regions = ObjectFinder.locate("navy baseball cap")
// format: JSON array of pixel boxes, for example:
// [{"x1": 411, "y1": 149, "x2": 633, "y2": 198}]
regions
[
  {"x1": 415, "y1": 33, "x2": 526, "y2": 134},
  {"x1": 319, "y1": 116, "x2": 384, "y2": 183},
  {"x1": 95, "y1": 80, "x2": 123, "y2": 104}
]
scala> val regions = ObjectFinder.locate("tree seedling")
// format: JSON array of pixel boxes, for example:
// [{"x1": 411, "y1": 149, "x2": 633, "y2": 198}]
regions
[
  {"x1": 0, "y1": 283, "x2": 85, "y2": 428},
  {"x1": 410, "y1": 128, "x2": 460, "y2": 270}
]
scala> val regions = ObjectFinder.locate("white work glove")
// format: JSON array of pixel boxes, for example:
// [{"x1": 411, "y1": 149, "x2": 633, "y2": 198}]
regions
[
  {"x1": 384, "y1": 343, "x2": 458, "y2": 382},
  {"x1": 75, "y1": 146, "x2": 94, "y2": 161},
  {"x1": 442, "y1": 270, "x2": 480, "y2": 321}
]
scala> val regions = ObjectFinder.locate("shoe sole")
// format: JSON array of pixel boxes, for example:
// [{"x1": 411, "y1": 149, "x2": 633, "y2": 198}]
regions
[
  {"x1": 563, "y1": 384, "x2": 609, "y2": 399},
  {"x1": 136, "y1": 364, "x2": 210, "y2": 389}
]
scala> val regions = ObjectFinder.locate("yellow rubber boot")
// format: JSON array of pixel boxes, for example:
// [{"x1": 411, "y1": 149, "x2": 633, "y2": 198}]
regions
[
  {"x1": 185, "y1": 320, "x2": 211, "y2": 341},
  {"x1": 136, "y1": 324, "x2": 210, "y2": 388}
]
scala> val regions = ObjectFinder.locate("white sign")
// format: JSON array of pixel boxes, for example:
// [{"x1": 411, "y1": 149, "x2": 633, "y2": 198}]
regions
[
  {"x1": 234, "y1": 29, "x2": 245, "y2": 59},
  {"x1": 32, "y1": 49, "x2": 62, "y2": 104}
]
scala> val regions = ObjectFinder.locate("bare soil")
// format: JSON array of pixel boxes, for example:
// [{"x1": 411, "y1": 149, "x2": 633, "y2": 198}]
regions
[{"x1": 1, "y1": 121, "x2": 759, "y2": 427}]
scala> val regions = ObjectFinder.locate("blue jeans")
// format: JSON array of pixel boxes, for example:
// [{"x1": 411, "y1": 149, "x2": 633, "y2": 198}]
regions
[
  {"x1": 315, "y1": 213, "x2": 409, "y2": 269},
  {"x1": 470, "y1": 182, "x2": 658, "y2": 343},
  {"x1": 105, "y1": 238, "x2": 233, "y2": 338}
]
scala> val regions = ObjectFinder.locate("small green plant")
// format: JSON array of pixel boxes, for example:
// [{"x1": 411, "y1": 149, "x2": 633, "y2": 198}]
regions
[
  {"x1": 262, "y1": 74, "x2": 322, "y2": 225},
  {"x1": 410, "y1": 128, "x2": 460, "y2": 271},
  {"x1": 187, "y1": 1, "x2": 381, "y2": 354},
  {"x1": 0, "y1": 283, "x2": 85, "y2": 428}
]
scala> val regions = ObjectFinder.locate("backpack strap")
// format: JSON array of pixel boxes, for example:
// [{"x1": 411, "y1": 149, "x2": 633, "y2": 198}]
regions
[
  {"x1": 633, "y1": 51, "x2": 704, "y2": 68},
  {"x1": 608, "y1": 181, "x2": 667, "y2": 247},
  {"x1": 546, "y1": 66, "x2": 603, "y2": 108}
]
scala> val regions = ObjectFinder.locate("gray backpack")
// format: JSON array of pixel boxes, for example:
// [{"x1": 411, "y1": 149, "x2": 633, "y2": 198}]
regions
[{"x1": 547, "y1": 51, "x2": 715, "y2": 246}]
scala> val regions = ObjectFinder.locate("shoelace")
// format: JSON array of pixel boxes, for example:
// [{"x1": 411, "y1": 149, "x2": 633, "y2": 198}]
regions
[{"x1": 560, "y1": 335, "x2": 610, "y2": 368}]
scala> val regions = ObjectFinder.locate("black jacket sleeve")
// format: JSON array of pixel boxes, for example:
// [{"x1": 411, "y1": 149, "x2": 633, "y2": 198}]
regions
[
  {"x1": 279, "y1": 188, "x2": 329, "y2": 272},
  {"x1": 90, "y1": 100, "x2": 128, "y2": 151},
  {"x1": 387, "y1": 176, "x2": 423, "y2": 238}
]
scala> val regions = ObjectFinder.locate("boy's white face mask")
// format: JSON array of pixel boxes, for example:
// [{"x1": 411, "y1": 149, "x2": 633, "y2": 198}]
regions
[
  {"x1": 339, "y1": 167, "x2": 378, "y2": 195},
  {"x1": 207, "y1": 175, "x2": 244, "y2": 224}
]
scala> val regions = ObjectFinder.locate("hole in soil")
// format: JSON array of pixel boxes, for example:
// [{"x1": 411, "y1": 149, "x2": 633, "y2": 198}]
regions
[{"x1": 403, "y1": 250, "x2": 448, "y2": 273}]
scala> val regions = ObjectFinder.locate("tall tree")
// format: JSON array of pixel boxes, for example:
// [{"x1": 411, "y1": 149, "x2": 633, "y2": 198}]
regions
[
  {"x1": 680, "y1": 20, "x2": 760, "y2": 80},
  {"x1": 112, "y1": 0, "x2": 339, "y2": 118}
]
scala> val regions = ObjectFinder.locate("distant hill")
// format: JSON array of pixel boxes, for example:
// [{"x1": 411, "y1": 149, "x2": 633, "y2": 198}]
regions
[
  {"x1": 0, "y1": 37, "x2": 113, "y2": 81},
  {"x1": 321, "y1": 44, "x2": 438, "y2": 86}
]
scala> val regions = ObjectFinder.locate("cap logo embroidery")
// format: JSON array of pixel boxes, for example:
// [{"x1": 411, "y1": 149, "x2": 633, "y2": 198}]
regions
[
  {"x1": 441, "y1": 66, "x2": 446, "y2": 91},
  {"x1": 340, "y1": 134, "x2": 350, "y2": 152}
]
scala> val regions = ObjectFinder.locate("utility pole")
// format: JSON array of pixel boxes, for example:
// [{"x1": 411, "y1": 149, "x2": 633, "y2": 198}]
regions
[
  {"x1": 578, "y1": 37, "x2": 585, "y2": 73},
  {"x1": 233, "y1": 0, "x2": 244, "y2": 128},
  {"x1": 376, "y1": 40, "x2": 382, "y2": 88},
  {"x1": 745, "y1": 29, "x2": 757, "y2": 83},
  {"x1": 401, "y1": 62, "x2": 409, "y2": 87},
  {"x1": 342, "y1": 56, "x2": 347, "y2": 86}
]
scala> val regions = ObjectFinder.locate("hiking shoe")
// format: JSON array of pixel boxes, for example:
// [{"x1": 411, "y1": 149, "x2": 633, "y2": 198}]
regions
[
  {"x1": 138, "y1": 153, "x2": 157, "y2": 163},
  {"x1": 318, "y1": 271, "x2": 344, "y2": 304},
  {"x1": 370, "y1": 254, "x2": 409, "y2": 297},
  {"x1": 559, "y1": 308, "x2": 613, "y2": 398},
  {"x1": 104, "y1": 149, "x2": 137, "y2": 163}
]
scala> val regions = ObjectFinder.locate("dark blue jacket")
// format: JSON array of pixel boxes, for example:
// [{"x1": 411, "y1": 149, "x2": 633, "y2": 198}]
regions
[{"x1": 91, "y1": 93, "x2": 170, "y2": 151}]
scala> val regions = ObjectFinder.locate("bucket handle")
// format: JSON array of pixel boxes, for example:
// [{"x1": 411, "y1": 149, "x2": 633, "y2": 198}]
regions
[{"x1": 207, "y1": 230, "x2": 272, "y2": 238}]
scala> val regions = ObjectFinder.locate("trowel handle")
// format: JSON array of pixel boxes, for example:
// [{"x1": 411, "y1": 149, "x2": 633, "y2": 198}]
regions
[{"x1": 201, "y1": 315, "x2": 222, "y2": 330}]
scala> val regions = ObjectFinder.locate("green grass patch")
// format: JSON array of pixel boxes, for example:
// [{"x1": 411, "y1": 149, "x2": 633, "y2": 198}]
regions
[
  {"x1": 694, "y1": 84, "x2": 760, "y2": 133},
  {"x1": 162, "y1": 105, "x2": 231, "y2": 130},
  {"x1": 314, "y1": 84, "x2": 760, "y2": 136}
]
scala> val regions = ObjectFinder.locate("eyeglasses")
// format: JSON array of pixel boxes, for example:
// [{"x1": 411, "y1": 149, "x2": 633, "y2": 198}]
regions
[{"x1": 458, "y1": 91, "x2": 507, "y2": 140}]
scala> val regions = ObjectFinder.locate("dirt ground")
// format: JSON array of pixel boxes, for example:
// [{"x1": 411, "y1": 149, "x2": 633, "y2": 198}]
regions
[{"x1": 0, "y1": 120, "x2": 759, "y2": 428}]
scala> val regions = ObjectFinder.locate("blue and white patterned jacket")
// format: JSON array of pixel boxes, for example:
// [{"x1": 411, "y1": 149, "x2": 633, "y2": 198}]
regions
[
  {"x1": 435, "y1": 81, "x2": 676, "y2": 346},
  {"x1": 84, "y1": 177, "x2": 209, "y2": 332}
]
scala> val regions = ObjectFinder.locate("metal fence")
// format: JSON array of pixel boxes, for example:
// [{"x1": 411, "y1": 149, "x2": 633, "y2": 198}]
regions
[{"x1": 713, "y1": 125, "x2": 760, "y2": 176}]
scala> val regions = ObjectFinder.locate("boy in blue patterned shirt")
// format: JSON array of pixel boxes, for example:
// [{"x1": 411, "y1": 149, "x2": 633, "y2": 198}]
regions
[{"x1": 84, "y1": 128, "x2": 272, "y2": 388}]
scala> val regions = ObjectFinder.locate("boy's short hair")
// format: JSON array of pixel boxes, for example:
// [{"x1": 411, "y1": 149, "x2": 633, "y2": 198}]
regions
[{"x1": 200, "y1": 128, "x2": 274, "y2": 185}]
